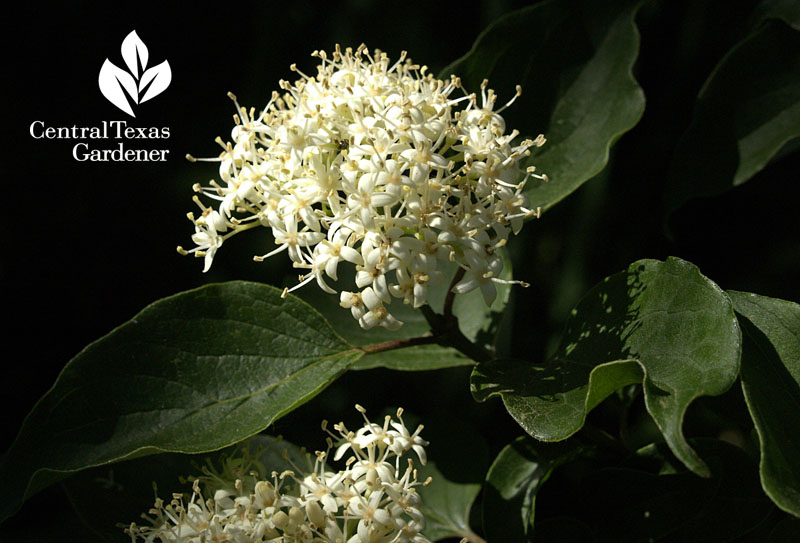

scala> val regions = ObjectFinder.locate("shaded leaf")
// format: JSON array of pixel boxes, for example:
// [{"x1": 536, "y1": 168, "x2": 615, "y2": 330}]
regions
[
  {"x1": 415, "y1": 413, "x2": 488, "y2": 542},
  {"x1": 451, "y1": 246, "x2": 514, "y2": 353},
  {"x1": 418, "y1": 462, "x2": 482, "y2": 542},
  {"x1": 665, "y1": 19, "x2": 800, "y2": 212},
  {"x1": 580, "y1": 440, "x2": 772, "y2": 542},
  {"x1": 441, "y1": 0, "x2": 646, "y2": 211},
  {"x1": 482, "y1": 437, "x2": 583, "y2": 542},
  {"x1": 729, "y1": 291, "x2": 800, "y2": 517},
  {"x1": 0, "y1": 281, "x2": 361, "y2": 522},
  {"x1": 472, "y1": 257, "x2": 741, "y2": 476}
]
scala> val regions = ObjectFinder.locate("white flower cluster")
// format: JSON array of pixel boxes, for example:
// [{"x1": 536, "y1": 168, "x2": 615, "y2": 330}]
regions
[
  {"x1": 125, "y1": 406, "x2": 431, "y2": 543},
  {"x1": 179, "y1": 44, "x2": 546, "y2": 330}
]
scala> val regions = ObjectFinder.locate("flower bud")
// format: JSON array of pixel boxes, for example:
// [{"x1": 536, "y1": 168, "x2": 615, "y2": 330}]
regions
[
  {"x1": 254, "y1": 480, "x2": 276, "y2": 508},
  {"x1": 366, "y1": 467, "x2": 380, "y2": 489},
  {"x1": 289, "y1": 505, "x2": 304, "y2": 526},
  {"x1": 306, "y1": 500, "x2": 326, "y2": 527},
  {"x1": 272, "y1": 510, "x2": 289, "y2": 530}
]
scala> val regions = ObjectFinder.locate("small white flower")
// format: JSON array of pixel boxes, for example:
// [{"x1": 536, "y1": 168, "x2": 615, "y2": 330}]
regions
[
  {"x1": 190, "y1": 222, "x2": 223, "y2": 273},
  {"x1": 182, "y1": 45, "x2": 545, "y2": 329},
  {"x1": 127, "y1": 406, "x2": 433, "y2": 543},
  {"x1": 359, "y1": 286, "x2": 403, "y2": 330},
  {"x1": 316, "y1": 230, "x2": 363, "y2": 281},
  {"x1": 339, "y1": 291, "x2": 367, "y2": 321},
  {"x1": 452, "y1": 250, "x2": 505, "y2": 306}
]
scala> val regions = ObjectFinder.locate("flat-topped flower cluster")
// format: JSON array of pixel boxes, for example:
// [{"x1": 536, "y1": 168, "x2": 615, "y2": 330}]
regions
[
  {"x1": 126, "y1": 406, "x2": 431, "y2": 543},
  {"x1": 179, "y1": 44, "x2": 545, "y2": 330}
]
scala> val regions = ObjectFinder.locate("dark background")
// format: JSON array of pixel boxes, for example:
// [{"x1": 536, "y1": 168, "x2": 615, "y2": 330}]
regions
[
  {"x1": 3, "y1": 0, "x2": 528, "y2": 451},
  {"x1": 3, "y1": 0, "x2": 798, "y2": 540}
]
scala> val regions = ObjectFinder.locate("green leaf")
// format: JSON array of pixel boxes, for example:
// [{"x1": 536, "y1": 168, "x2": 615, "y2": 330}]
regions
[
  {"x1": 728, "y1": 291, "x2": 800, "y2": 517},
  {"x1": 665, "y1": 19, "x2": 800, "y2": 212},
  {"x1": 0, "y1": 281, "x2": 361, "y2": 522},
  {"x1": 472, "y1": 257, "x2": 741, "y2": 476},
  {"x1": 418, "y1": 461, "x2": 482, "y2": 542},
  {"x1": 409, "y1": 410, "x2": 488, "y2": 541},
  {"x1": 450, "y1": 246, "x2": 514, "y2": 352},
  {"x1": 63, "y1": 435, "x2": 307, "y2": 542},
  {"x1": 482, "y1": 437, "x2": 583, "y2": 542},
  {"x1": 441, "y1": 0, "x2": 646, "y2": 211},
  {"x1": 296, "y1": 248, "x2": 514, "y2": 371},
  {"x1": 580, "y1": 440, "x2": 772, "y2": 542}
]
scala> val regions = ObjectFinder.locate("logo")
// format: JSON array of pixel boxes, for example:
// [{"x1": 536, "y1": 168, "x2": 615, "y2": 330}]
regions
[
  {"x1": 99, "y1": 30, "x2": 171, "y2": 118},
  {"x1": 30, "y1": 30, "x2": 172, "y2": 162}
]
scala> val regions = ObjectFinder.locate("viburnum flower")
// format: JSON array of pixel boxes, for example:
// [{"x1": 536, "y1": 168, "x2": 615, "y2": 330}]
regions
[
  {"x1": 178, "y1": 44, "x2": 547, "y2": 330},
  {"x1": 125, "y1": 406, "x2": 432, "y2": 543}
]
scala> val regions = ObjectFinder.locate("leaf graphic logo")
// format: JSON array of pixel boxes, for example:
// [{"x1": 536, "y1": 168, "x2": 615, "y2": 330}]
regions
[{"x1": 99, "y1": 31, "x2": 171, "y2": 117}]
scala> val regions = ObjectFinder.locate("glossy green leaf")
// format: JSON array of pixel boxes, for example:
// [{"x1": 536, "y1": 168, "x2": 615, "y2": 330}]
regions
[
  {"x1": 579, "y1": 440, "x2": 772, "y2": 541},
  {"x1": 482, "y1": 437, "x2": 583, "y2": 542},
  {"x1": 441, "y1": 0, "x2": 645, "y2": 211},
  {"x1": 63, "y1": 435, "x2": 307, "y2": 542},
  {"x1": 296, "y1": 248, "x2": 513, "y2": 371},
  {"x1": 665, "y1": 19, "x2": 800, "y2": 212},
  {"x1": 729, "y1": 291, "x2": 800, "y2": 517},
  {"x1": 418, "y1": 461, "x2": 482, "y2": 542},
  {"x1": 0, "y1": 281, "x2": 361, "y2": 522},
  {"x1": 472, "y1": 257, "x2": 741, "y2": 476}
]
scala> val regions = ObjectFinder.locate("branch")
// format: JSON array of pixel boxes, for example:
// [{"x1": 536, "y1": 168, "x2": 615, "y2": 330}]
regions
[
  {"x1": 360, "y1": 335, "x2": 441, "y2": 354},
  {"x1": 421, "y1": 304, "x2": 492, "y2": 363},
  {"x1": 443, "y1": 267, "x2": 466, "y2": 318},
  {"x1": 420, "y1": 304, "x2": 442, "y2": 332},
  {"x1": 358, "y1": 304, "x2": 492, "y2": 363}
]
